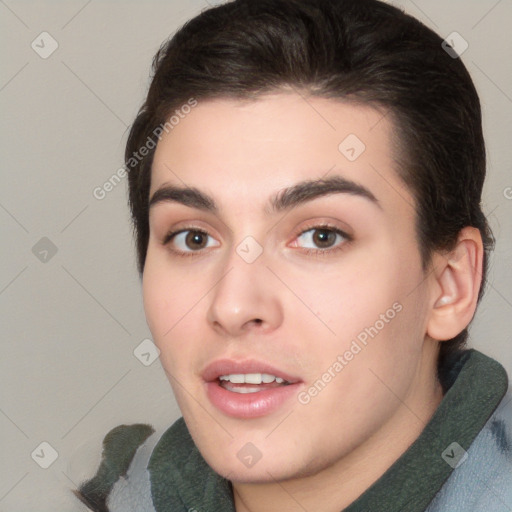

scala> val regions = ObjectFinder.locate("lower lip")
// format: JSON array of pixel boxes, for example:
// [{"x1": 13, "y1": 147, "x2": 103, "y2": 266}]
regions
[{"x1": 205, "y1": 381, "x2": 302, "y2": 419}]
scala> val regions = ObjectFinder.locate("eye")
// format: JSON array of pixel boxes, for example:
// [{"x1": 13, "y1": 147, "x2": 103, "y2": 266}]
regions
[
  {"x1": 162, "y1": 223, "x2": 351, "y2": 258},
  {"x1": 291, "y1": 224, "x2": 351, "y2": 255},
  {"x1": 163, "y1": 228, "x2": 220, "y2": 256}
]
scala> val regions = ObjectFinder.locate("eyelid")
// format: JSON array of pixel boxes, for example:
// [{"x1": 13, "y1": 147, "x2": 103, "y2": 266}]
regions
[
  {"x1": 291, "y1": 220, "x2": 353, "y2": 243},
  {"x1": 287, "y1": 221, "x2": 352, "y2": 257},
  {"x1": 161, "y1": 219, "x2": 219, "y2": 245},
  {"x1": 162, "y1": 226, "x2": 219, "y2": 247}
]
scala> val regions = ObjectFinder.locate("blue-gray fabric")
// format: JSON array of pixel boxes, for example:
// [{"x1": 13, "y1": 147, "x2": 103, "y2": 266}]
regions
[{"x1": 425, "y1": 387, "x2": 512, "y2": 511}]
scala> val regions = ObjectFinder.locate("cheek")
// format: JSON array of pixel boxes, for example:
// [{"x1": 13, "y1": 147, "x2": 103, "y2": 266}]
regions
[
  {"x1": 141, "y1": 251, "x2": 217, "y2": 387},
  {"x1": 142, "y1": 249, "x2": 196, "y2": 333},
  {"x1": 142, "y1": 255, "x2": 195, "y2": 359},
  {"x1": 293, "y1": 258, "x2": 397, "y2": 338},
  {"x1": 142, "y1": 269, "x2": 193, "y2": 404},
  {"x1": 292, "y1": 245, "x2": 424, "y2": 374},
  {"x1": 142, "y1": 262, "x2": 170, "y2": 339}
]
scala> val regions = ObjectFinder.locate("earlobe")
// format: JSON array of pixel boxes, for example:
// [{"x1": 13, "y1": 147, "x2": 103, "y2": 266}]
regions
[{"x1": 426, "y1": 227, "x2": 484, "y2": 341}]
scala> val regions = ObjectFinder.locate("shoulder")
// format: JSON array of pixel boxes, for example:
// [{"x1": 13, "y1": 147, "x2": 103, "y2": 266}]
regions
[
  {"x1": 427, "y1": 385, "x2": 512, "y2": 511},
  {"x1": 73, "y1": 423, "x2": 157, "y2": 511},
  {"x1": 73, "y1": 419, "x2": 194, "y2": 512}
]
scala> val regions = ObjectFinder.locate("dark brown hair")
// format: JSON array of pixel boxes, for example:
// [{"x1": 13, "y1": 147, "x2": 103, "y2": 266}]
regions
[{"x1": 126, "y1": 0, "x2": 493, "y2": 370}]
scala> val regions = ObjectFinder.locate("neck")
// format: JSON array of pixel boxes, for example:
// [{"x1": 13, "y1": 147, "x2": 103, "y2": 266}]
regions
[{"x1": 232, "y1": 346, "x2": 444, "y2": 512}]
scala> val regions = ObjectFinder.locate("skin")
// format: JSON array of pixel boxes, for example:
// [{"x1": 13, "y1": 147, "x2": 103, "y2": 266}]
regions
[{"x1": 142, "y1": 92, "x2": 483, "y2": 512}]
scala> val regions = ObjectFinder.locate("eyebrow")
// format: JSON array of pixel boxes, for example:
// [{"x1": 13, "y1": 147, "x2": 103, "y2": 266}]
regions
[{"x1": 148, "y1": 175, "x2": 381, "y2": 214}]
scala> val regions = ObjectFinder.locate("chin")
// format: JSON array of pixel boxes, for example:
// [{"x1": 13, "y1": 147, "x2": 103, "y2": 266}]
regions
[
  {"x1": 201, "y1": 443, "x2": 319, "y2": 484},
  {"x1": 212, "y1": 460, "x2": 294, "y2": 484}
]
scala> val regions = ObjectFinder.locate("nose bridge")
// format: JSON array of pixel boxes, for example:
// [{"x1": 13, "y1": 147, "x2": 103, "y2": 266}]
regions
[{"x1": 206, "y1": 236, "x2": 282, "y2": 335}]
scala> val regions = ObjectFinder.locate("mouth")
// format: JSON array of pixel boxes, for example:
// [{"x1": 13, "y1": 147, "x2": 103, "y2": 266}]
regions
[{"x1": 202, "y1": 359, "x2": 303, "y2": 418}]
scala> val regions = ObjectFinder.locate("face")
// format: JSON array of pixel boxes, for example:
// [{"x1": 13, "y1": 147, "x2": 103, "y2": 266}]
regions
[{"x1": 143, "y1": 92, "x2": 436, "y2": 483}]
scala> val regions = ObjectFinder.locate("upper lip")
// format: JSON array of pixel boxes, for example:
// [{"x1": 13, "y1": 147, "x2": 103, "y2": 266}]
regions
[{"x1": 202, "y1": 359, "x2": 302, "y2": 383}]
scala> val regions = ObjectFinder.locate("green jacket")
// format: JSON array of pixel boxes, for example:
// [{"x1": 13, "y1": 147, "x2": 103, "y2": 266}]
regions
[{"x1": 74, "y1": 349, "x2": 511, "y2": 511}]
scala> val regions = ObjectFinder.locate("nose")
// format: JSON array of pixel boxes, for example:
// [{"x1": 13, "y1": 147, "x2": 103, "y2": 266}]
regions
[{"x1": 206, "y1": 248, "x2": 283, "y2": 338}]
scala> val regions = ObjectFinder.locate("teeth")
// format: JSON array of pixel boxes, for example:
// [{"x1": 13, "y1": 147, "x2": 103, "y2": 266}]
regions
[
  {"x1": 218, "y1": 373, "x2": 286, "y2": 384},
  {"x1": 245, "y1": 373, "x2": 262, "y2": 384},
  {"x1": 224, "y1": 385, "x2": 264, "y2": 394},
  {"x1": 221, "y1": 373, "x2": 245, "y2": 383}
]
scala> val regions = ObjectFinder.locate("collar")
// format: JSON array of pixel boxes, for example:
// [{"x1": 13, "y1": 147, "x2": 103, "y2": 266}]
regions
[
  {"x1": 148, "y1": 349, "x2": 508, "y2": 512},
  {"x1": 344, "y1": 349, "x2": 508, "y2": 511}
]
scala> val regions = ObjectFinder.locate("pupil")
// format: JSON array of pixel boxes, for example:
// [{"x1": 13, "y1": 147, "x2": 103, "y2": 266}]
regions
[
  {"x1": 314, "y1": 229, "x2": 334, "y2": 247},
  {"x1": 187, "y1": 231, "x2": 206, "y2": 249}
]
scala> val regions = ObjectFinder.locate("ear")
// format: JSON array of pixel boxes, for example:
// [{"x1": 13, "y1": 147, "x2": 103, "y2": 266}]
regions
[{"x1": 426, "y1": 227, "x2": 484, "y2": 341}]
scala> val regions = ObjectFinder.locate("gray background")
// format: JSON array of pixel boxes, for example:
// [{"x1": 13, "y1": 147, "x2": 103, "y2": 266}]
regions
[{"x1": 1, "y1": 0, "x2": 511, "y2": 509}]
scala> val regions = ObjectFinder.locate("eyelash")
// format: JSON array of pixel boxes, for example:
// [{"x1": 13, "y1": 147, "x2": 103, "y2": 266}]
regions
[{"x1": 162, "y1": 223, "x2": 353, "y2": 259}]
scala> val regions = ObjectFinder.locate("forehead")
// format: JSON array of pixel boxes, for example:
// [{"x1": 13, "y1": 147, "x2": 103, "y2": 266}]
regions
[{"x1": 149, "y1": 93, "x2": 414, "y2": 218}]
